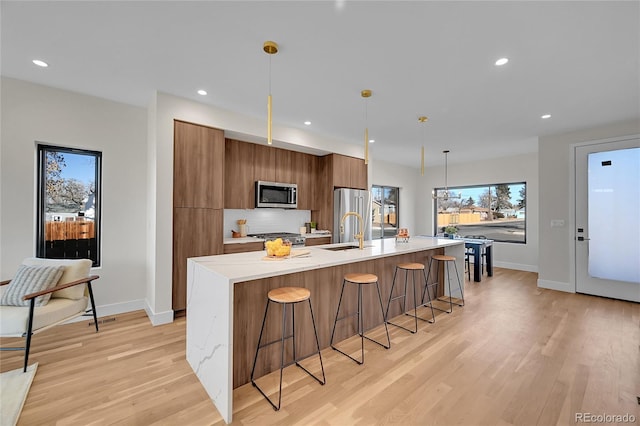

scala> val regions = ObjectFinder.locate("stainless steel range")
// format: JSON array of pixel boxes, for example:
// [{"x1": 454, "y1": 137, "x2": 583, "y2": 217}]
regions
[{"x1": 248, "y1": 232, "x2": 306, "y2": 247}]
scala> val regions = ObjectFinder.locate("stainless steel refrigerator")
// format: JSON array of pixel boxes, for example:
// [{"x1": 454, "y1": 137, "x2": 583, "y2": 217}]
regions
[{"x1": 334, "y1": 188, "x2": 372, "y2": 243}]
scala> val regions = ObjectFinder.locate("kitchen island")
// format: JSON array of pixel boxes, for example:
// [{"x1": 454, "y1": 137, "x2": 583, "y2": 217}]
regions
[{"x1": 186, "y1": 236, "x2": 464, "y2": 423}]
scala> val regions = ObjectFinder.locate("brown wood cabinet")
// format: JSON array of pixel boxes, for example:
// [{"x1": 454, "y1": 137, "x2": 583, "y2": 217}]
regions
[
  {"x1": 311, "y1": 153, "x2": 368, "y2": 236},
  {"x1": 224, "y1": 139, "x2": 255, "y2": 209},
  {"x1": 304, "y1": 236, "x2": 331, "y2": 246},
  {"x1": 173, "y1": 120, "x2": 225, "y2": 312},
  {"x1": 223, "y1": 241, "x2": 265, "y2": 254},
  {"x1": 223, "y1": 139, "x2": 319, "y2": 210},
  {"x1": 233, "y1": 247, "x2": 444, "y2": 387},
  {"x1": 253, "y1": 143, "x2": 276, "y2": 183},
  {"x1": 173, "y1": 207, "x2": 223, "y2": 311},
  {"x1": 293, "y1": 151, "x2": 317, "y2": 210},
  {"x1": 331, "y1": 153, "x2": 367, "y2": 190},
  {"x1": 174, "y1": 120, "x2": 225, "y2": 209},
  {"x1": 274, "y1": 148, "x2": 294, "y2": 184}
]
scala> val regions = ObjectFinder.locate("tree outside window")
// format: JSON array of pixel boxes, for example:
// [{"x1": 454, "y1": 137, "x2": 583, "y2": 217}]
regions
[
  {"x1": 372, "y1": 185, "x2": 399, "y2": 238},
  {"x1": 37, "y1": 145, "x2": 102, "y2": 266},
  {"x1": 434, "y1": 182, "x2": 526, "y2": 243}
]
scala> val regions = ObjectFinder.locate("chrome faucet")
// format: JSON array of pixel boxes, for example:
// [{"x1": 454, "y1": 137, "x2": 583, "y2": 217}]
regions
[{"x1": 340, "y1": 211, "x2": 365, "y2": 250}]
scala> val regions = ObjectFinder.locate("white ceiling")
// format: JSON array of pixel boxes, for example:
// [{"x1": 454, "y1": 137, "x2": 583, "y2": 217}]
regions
[{"x1": 2, "y1": 1, "x2": 638, "y2": 166}]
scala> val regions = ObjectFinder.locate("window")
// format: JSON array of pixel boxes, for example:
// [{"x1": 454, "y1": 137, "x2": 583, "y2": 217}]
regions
[
  {"x1": 434, "y1": 182, "x2": 526, "y2": 243},
  {"x1": 371, "y1": 185, "x2": 399, "y2": 238},
  {"x1": 37, "y1": 144, "x2": 102, "y2": 266}
]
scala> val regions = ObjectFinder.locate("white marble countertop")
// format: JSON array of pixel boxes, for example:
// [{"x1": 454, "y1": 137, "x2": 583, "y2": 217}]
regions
[
  {"x1": 302, "y1": 232, "x2": 332, "y2": 238},
  {"x1": 192, "y1": 236, "x2": 463, "y2": 284}
]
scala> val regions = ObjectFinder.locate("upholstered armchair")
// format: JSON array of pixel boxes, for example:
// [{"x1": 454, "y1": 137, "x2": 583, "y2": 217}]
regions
[{"x1": 0, "y1": 258, "x2": 100, "y2": 372}]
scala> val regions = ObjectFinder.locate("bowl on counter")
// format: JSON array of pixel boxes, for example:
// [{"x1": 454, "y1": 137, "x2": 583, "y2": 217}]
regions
[{"x1": 264, "y1": 238, "x2": 292, "y2": 258}]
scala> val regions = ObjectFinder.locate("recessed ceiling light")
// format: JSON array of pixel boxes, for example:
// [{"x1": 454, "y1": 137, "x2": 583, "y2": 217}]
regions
[
  {"x1": 541, "y1": 114, "x2": 551, "y2": 119},
  {"x1": 495, "y1": 57, "x2": 509, "y2": 66},
  {"x1": 304, "y1": 121, "x2": 311, "y2": 126},
  {"x1": 369, "y1": 139, "x2": 375, "y2": 144},
  {"x1": 32, "y1": 59, "x2": 48, "y2": 67},
  {"x1": 197, "y1": 89, "x2": 207, "y2": 96}
]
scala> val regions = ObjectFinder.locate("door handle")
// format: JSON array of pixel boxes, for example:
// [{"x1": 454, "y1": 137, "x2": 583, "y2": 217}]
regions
[{"x1": 576, "y1": 236, "x2": 590, "y2": 241}]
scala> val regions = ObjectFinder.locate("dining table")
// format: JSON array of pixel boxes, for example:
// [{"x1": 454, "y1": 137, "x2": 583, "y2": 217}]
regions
[{"x1": 463, "y1": 238, "x2": 494, "y2": 282}]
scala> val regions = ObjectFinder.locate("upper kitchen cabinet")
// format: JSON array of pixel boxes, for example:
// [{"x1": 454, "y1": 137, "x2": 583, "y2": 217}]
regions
[
  {"x1": 331, "y1": 154, "x2": 367, "y2": 190},
  {"x1": 253, "y1": 143, "x2": 276, "y2": 182},
  {"x1": 293, "y1": 151, "x2": 316, "y2": 210},
  {"x1": 174, "y1": 120, "x2": 225, "y2": 209},
  {"x1": 225, "y1": 139, "x2": 255, "y2": 209},
  {"x1": 224, "y1": 139, "x2": 319, "y2": 210},
  {"x1": 275, "y1": 148, "x2": 295, "y2": 184}
]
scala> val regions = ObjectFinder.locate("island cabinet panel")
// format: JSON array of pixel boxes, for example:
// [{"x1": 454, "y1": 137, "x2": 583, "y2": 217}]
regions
[
  {"x1": 253, "y1": 143, "x2": 276, "y2": 183},
  {"x1": 173, "y1": 207, "x2": 222, "y2": 311},
  {"x1": 224, "y1": 139, "x2": 255, "y2": 209},
  {"x1": 173, "y1": 120, "x2": 225, "y2": 209},
  {"x1": 232, "y1": 248, "x2": 444, "y2": 388}
]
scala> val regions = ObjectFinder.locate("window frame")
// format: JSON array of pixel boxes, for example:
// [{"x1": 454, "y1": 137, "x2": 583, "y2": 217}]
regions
[
  {"x1": 36, "y1": 143, "x2": 102, "y2": 266},
  {"x1": 433, "y1": 181, "x2": 526, "y2": 244},
  {"x1": 371, "y1": 184, "x2": 400, "y2": 239}
]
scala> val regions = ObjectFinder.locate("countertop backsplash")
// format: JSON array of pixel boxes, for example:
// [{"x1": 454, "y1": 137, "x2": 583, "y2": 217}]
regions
[{"x1": 224, "y1": 209, "x2": 311, "y2": 237}]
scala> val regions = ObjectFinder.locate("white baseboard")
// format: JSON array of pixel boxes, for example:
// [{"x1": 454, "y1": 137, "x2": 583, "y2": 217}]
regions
[
  {"x1": 65, "y1": 299, "x2": 146, "y2": 324},
  {"x1": 65, "y1": 298, "x2": 174, "y2": 326},
  {"x1": 493, "y1": 261, "x2": 538, "y2": 273},
  {"x1": 537, "y1": 279, "x2": 575, "y2": 293},
  {"x1": 144, "y1": 300, "x2": 174, "y2": 326}
]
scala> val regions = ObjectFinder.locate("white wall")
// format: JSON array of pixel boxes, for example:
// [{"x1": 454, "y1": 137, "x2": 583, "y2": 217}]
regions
[
  {"x1": 368, "y1": 157, "x2": 423, "y2": 237},
  {"x1": 418, "y1": 151, "x2": 539, "y2": 272},
  {"x1": 0, "y1": 77, "x2": 148, "y2": 315},
  {"x1": 537, "y1": 119, "x2": 640, "y2": 292}
]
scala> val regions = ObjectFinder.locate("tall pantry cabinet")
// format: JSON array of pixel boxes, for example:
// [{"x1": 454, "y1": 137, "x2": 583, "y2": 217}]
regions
[{"x1": 172, "y1": 120, "x2": 224, "y2": 311}]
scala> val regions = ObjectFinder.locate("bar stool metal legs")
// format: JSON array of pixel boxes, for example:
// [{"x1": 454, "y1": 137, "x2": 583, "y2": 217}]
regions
[
  {"x1": 422, "y1": 255, "x2": 464, "y2": 314},
  {"x1": 385, "y1": 263, "x2": 435, "y2": 333},
  {"x1": 330, "y1": 273, "x2": 390, "y2": 365},
  {"x1": 250, "y1": 287, "x2": 325, "y2": 411}
]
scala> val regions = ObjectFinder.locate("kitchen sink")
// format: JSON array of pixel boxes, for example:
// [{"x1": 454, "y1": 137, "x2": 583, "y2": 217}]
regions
[{"x1": 320, "y1": 244, "x2": 371, "y2": 251}]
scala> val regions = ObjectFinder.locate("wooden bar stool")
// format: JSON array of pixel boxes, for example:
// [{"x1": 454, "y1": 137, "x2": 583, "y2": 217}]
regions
[
  {"x1": 250, "y1": 287, "x2": 325, "y2": 411},
  {"x1": 385, "y1": 262, "x2": 435, "y2": 333},
  {"x1": 422, "y1": 255, "x2": 464, "y2": 314},
  {"x1": 330, "y1": 273, "x2": 391, "y2": 365}
]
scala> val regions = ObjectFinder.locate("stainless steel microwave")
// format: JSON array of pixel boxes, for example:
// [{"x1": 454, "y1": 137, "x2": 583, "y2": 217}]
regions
[{"x1": 255, "y1": 181, "x2": 297, "y2": 208}]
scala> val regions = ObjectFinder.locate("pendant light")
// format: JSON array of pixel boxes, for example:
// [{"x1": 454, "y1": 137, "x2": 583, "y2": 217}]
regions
[
  {"x1": 263, "y1": 41, "x2": 278, "y2": 145},
  {"x1": 418, "y1": 116, "x2": 428, "y2": 176},
  {"x1": 433, "y1": 150, "x2": 461, "y2": 200},
  {"x1": 361, "y1": 89, "x2": 372, "y2": 164}
]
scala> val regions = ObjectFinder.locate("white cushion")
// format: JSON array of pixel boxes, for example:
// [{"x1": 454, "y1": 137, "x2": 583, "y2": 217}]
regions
[
  {"x1": 0, "y1": 297, "x2": 88, "y2": 336},
  {"x1": 0, "y1": 264, "x2": 65, "y2": 307},
  {"x1": 21, "y1": 258, "x2": 92, "y2": 300}
]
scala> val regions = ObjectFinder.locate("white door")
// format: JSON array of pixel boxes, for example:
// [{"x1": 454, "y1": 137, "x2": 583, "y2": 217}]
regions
[{"x1": 575, "y1": 137, "x2": 640, "y2": 302}]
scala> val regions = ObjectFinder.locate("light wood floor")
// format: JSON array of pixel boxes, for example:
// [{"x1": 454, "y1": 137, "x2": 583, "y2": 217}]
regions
[{"x1": 2, "y1": 268, "x2": 638, "y2": 425}]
